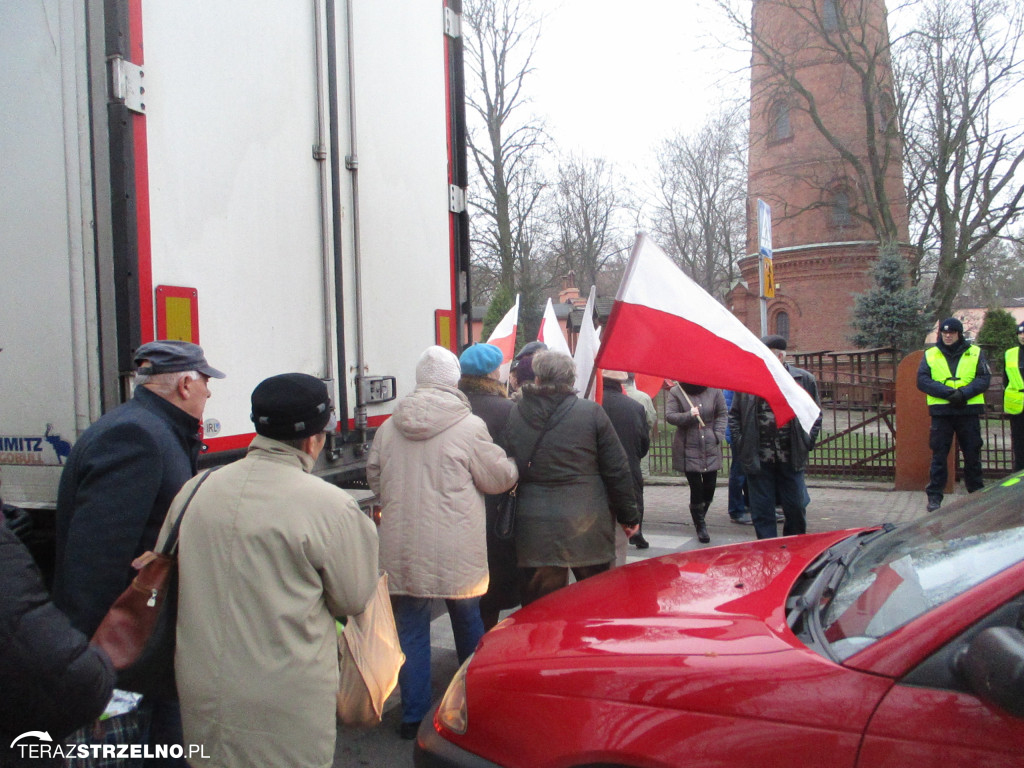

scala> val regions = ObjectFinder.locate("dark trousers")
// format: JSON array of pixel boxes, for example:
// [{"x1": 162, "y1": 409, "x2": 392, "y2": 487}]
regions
[
  {"x1": 727, "y1": 459, "x2": 748, "y2": 518},
  {"x1": 684, "y1": 471, "x2": 718, "y2": 509},
  {"x1": 927, "y1": 414, "x2": 984, "y2": 497},
  {"x1": 1010, "y1": 413, "x2": 1024, "y2": 473},
  {"x1": 747, "y1": 463, "x2": 807, "y2": 539},
  {"x1": 519, "y1": 562, "x2": 610, "y2": 606}
]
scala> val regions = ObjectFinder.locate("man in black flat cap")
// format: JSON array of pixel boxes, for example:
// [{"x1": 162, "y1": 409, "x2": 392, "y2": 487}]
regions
[
  {"x1": 54, "y1": 339, "x2": 224, "y2": 765},
  {"x1": 165, "y1": 373, "x2": 378, "y2": 768},
  {"x1": 917, "y1": 317, "x2": 991, "y2": 511},
  {"x1": 729, "y1": 335, "x2": 821, "y2": 540}
]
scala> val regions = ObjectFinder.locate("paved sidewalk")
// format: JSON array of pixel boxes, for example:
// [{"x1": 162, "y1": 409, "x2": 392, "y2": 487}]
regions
[{"x1": 643, "y1": 476, "x2": 945, "y2": 537}]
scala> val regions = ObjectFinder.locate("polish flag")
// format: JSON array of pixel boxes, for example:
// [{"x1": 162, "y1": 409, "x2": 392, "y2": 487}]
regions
[
  {"x1": 573, "y1": 286, "x2": 602, "y2": 400},
  {"x1": 538, "y1": 298, "x2": 572, "y2": 356},
  {"x1": 595, "y1": 234, "x2": 820, "y2": 435},
  {"x1": 486, "y1": 294, "x2": 519, "y2": 382}
]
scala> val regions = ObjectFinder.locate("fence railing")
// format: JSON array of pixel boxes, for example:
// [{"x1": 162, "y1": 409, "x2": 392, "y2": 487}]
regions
[{"x1": 647, "y1": 346, "x2": 1017, "y2": 482}]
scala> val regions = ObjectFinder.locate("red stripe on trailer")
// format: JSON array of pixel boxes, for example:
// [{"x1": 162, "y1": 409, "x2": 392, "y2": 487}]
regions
[
  {"x1": 129, "y1": 0, "x2": 155, "y2": 343},
  {"x1": 443, "y1": 0, "x2": 458, "y2": 351}
]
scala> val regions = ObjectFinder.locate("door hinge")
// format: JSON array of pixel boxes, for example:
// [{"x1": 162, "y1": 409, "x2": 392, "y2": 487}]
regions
[
  {"x1": 109, "y1": 55, "x2": 146, "y2": 114},
  {"x1": 449, "y1": 184, "x2": 467, "y2": 214},
  {"x1": 443, "y1": 7, "x2": 461, "y2": 39}
]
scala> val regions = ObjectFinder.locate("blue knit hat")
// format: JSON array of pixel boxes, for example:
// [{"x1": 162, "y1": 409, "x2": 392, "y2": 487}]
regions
[{"x1": 459, "y1": 343, "x2": 504, "y2": 376}]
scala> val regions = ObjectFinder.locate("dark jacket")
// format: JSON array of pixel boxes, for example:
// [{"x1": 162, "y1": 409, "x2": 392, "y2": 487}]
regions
[
  {"x1": 601, "y1": 381, "x2": 649, "y2": 516},
  {"x1": 916, "y1": 337, "x2": 991, "y2": 416},
  {"x1": 53, "y1": 386, "x2": 201, "y2": 636},
  {"x1": 1, "y1": 519, "x2": 114, "y2": 763},
  {"x1": 504, "y1": 384, "x2": 639, "y2": 568},
  {"x1": 458, "y1": 375, "x2": 519, "y2": 610},
  {"x1": 729, "y1": 364, "x2": 822, "y2": 475},
  {"x1": 665, "y1": 385, "x2": 727, "y2": 473}
]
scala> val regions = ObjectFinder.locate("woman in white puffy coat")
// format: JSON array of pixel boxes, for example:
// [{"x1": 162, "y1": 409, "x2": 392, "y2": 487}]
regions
[{"x1": 367, "y1": 346, "x2": 518, "y2": 738}]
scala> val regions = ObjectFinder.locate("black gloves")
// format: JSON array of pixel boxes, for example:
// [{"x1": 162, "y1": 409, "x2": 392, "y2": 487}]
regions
[{"x1": 947, "y1": 389, "x2": 967, "y2": 407}]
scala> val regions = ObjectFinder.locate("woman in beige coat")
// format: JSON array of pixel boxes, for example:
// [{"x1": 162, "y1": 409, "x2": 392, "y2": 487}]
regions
[{"x1": 367, "y1": 346, "x2": 517, "y2": 738}]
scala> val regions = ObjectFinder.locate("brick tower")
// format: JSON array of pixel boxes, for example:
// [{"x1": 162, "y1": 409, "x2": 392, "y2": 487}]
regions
[{"x1": 728, "y1": 0, "x2": 911, "y2": 353}]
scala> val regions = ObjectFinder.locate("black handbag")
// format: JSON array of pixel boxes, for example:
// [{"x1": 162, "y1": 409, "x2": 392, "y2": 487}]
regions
[
  {"x1": 91, "y1": 468, "x2": 217, "y2": 698},
  {"x1": 495, "y1": 398, "x2": 576, "y2": 541}
]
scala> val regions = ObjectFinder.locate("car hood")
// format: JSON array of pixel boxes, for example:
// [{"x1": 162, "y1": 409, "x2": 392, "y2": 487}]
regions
[{"x1": 476, "y1": 530, "x2": 858, "y2": 665}]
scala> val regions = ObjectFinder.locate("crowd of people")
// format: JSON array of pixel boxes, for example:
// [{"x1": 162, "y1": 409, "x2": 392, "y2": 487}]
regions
[{"x1": 3, "y1": 317, "x2": 1023, "y2": 765}]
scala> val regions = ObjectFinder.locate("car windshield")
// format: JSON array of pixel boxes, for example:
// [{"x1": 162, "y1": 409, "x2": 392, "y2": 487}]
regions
[{"x1": 820, "y1": 476, "x2": 1024, "y2": 661}]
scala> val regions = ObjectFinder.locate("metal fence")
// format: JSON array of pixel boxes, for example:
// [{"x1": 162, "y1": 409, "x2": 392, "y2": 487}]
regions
[{"x1": 648, "y1": 347, "x2": 1017, "y2": 482}]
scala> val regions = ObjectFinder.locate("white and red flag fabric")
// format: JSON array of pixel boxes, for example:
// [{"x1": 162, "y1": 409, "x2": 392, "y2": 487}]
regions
[
  {"x1": 595, "y1": 234, "x2": 820, "y2": 435},
  {"x1": 538, "y1": 298, "x2": 572, "y2": 357},
  {"x1": 486, "y1": 293, "x2": 519, "y2": 383},
  {"x1": 573, "y1": 286, "x2": 602, "y2": 400}
]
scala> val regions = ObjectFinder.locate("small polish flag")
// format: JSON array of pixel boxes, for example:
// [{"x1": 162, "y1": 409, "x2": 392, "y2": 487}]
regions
[
  {"x1": 486, "y1": 294, "x2": 519, "y2": 383},
  {"x1": 538, "y1": 298, "x2": 572, "y2": 357}
]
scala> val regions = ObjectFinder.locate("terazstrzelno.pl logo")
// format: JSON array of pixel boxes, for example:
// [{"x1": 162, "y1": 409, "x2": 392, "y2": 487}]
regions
[{"x1": 10, "y1": 731, "x2": 209, "y2": 761}]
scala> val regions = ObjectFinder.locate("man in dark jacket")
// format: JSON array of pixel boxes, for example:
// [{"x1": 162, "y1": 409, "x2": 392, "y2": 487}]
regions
[
  {"x1": 1, "y1": 513, "x2": 114, "y2": 767},
  {"x1": 729, "y1": 336, "x2": 822, "y2": 540},
  {"x1": 52, "y1": 340, "x2": 224, "y2": 766},
  {"x1": 917, "y1": 317, "x2": 991, "y2": 511},
  {"x1": 458, "y1": 342, "x2": 519, "y2": 630},
  {"x1": 601, "y1": 370, "x2": 650, "y2": 548},
  {"x1": 1004, "y1": 320, "x2": 1024, "y2": 473}
]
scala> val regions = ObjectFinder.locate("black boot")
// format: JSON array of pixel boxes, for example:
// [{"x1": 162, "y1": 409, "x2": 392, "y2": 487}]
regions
[
  {"x1": 690, "y1": 503, "x2": 710, "y2": 543},
  {"x1": 629, "y1": 512, "x2": 649, "y2": 549}
]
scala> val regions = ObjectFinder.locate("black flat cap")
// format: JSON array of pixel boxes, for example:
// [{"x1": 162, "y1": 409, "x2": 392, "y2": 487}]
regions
[
  {"x1": 761, "y1": 334, "x2": 787, "y2": 351},
  {"x1": 134, "y1": 340, "x2": 225, "y2": 378},
  {"x1": 250, "y1": 373, "x2": 334, "y2": 439}
]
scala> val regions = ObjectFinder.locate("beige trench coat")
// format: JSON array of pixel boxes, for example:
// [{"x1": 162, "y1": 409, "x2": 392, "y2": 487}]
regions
[
  {"x1": 160, "y1": 436, "x2": 379, "y2": 768},
  {"x1": 367, "y1": 384, "x2": 518, "y2": 598}
]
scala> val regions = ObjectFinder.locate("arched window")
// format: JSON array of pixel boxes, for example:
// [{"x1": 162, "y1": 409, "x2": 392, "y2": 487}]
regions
[
  {"x1": 823, "y1": 0, "x2": 840, "y2": 32},
  {"x1": 775, "y1": 311, "x2": 790, "y2": 341},
  {"x1": 769, "y1": 100, "x2": 791, "y2": 141},
  {"x1": 829, "y1": 188, "x2": 853, "y2": 228}
]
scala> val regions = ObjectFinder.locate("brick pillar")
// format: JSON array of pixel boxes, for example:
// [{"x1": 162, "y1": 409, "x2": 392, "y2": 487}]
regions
[{"x1": 894, "y1": 350, "x2": 954, "y2": 493}]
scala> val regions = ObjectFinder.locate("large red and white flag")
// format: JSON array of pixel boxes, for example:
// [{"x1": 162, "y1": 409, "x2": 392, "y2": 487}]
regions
[
  {"x1": 486, "y1": 294, "x2": 519, "y2": 382},
  {"x1": 538, "y1": 298, "x2": 572, "y2": 356},
  {"x1": 595, "y1": 234, "x2": 820, "y2": 435},
  {"x1": 573, "y1": 286, "x2": 602, "y2": 400}
]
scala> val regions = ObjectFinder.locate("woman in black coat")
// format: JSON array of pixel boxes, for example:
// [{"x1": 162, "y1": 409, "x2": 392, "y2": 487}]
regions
[
  {"x1": 1, "y1": 512, "x2": 115, "y2": 767},
  {"x1": 503, "y1": 351, "x2": 640, "y2": 606},
  {"x1": 458, "y1": 343, "x2": 519, "y2": 630}
]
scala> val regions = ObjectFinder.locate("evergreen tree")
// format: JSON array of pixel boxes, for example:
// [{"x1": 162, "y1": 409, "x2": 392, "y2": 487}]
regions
[
  {"x1": 976, "y1": 307, "x2": 1019, "y2": 376},
  {"x1": 849, "y1": 245, "x2": 932, "y2": 356},
  {"x1": 480, "y1": 284, "x2": 515, "y2": 342}
]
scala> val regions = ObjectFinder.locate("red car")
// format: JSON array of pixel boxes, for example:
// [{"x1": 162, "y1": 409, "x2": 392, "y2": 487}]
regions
[{"x1": 415, "y1": 475, "x2": 1024, "y2": 767}]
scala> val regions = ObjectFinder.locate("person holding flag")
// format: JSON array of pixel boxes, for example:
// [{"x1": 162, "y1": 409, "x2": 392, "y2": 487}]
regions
[{"x1": 729, "y1": 336, "x2": 822, "y2": 540}]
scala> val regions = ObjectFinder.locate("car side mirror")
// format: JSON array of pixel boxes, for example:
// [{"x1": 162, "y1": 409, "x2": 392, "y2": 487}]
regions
[{"x1": 955, "y1": 626, "x2": 1024, "y2": 717}]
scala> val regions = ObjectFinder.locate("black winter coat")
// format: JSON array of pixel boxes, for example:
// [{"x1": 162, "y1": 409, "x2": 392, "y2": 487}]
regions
[
  {"x1": 0, "y1": 519, "x2": 114, "y2": 764},
  {"x1": 53, "y1": 386, "x2": 202, "y2": 636},
  {"x1": 458, "y1": 375, "x2": 519, "y2": 610},
  {"x1": 504, "y1": 384, "x2": 639, "y2": 568},
  {"x1": 601, "y1": 382, "x2": 649, "y2": 516}
]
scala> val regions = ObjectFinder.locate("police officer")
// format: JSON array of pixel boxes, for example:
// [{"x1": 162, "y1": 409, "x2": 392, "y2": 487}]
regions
[
  {"x1": 916, "y1": 318, "x2": 991, "y2": 511},
  {"x1": 1005, "y1": 320, "x2": 1024, "y2": 472}
]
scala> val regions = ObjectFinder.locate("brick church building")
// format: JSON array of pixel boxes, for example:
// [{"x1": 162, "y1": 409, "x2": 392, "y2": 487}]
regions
[{"x1": 727, "y1": 0, "x2": 911, "y2": 353}]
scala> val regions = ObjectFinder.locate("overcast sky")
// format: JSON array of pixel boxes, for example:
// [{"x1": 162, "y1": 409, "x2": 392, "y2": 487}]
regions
[{"x1": 528, "y1": 0, "x2": 750, "y2": 181}]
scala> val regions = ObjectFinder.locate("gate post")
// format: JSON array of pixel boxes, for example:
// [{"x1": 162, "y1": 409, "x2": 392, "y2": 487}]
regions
[{"x1": 894, "y1": 350, "x2": 954, "y2": 493}]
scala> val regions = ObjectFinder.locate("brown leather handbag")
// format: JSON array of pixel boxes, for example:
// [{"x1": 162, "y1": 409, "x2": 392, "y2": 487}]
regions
[{"x1": 91, "y1": 468, "x2": 217, "y2": 698}]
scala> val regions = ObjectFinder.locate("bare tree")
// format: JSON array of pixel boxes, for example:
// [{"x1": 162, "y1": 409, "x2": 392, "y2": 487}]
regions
[
  {"x1": 463, "y1": 0, "x2": 548, "y2": 297},
  {"x1": 651, "y1": 109, "x2": 748, "y2": 300},
  {"x1": 548, "y1": 155, "x2": 631, "y2": 295},
  {"x1": 712, "y1": 0, "x2": 911, "y2": 245},
  {"x1": 896, "y1": 0, "x2": 1024, "y2": 320}
]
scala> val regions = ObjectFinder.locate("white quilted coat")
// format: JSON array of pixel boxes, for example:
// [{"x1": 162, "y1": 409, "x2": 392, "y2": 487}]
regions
[{"x1": 367, "y1": 384, "x2": 518, "y2": 598}]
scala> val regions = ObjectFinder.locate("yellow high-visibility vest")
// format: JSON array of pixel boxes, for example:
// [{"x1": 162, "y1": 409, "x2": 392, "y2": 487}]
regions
[
  {"x1": 925, "y1": 345, "x2": 985, "y2": 406},
  {"x1": 1005, "y1": 346, "x2": 1023, "y2": 415}
]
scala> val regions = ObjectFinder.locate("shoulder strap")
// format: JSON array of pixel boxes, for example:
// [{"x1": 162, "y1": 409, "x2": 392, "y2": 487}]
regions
[
  {"x1": 520, "y1": 397, "x2": 576, "y2": 479},
  {"x1": 161, "y1": 466, "x2": 219, "y2": 556}
]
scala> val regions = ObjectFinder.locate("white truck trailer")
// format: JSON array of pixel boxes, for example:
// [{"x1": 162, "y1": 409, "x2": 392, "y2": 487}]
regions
[{"x1": 0, "y1": 0, "x2": 472, "y2": 538}]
